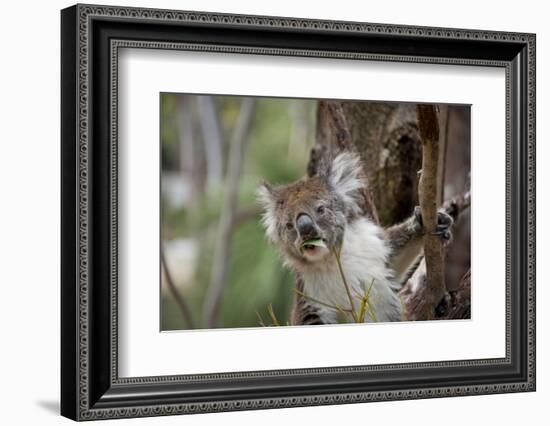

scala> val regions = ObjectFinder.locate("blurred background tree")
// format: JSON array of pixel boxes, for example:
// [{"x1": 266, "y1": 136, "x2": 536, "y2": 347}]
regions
[{"x1": 161, "y1": 94, "x2": 316, "y2": 330}]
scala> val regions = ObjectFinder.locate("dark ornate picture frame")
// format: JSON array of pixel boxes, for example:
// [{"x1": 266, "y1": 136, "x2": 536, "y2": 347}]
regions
[{"x1": 61, "y1": 3, "x2": 536, "y2": 421}]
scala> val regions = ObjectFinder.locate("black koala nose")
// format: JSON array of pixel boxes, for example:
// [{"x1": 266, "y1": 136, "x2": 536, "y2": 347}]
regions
[{"x1": 296, "y1": 213, "x2": 315, "y2": 236}]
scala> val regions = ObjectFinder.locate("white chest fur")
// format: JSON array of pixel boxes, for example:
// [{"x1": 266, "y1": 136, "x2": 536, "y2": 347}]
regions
[{"x1": 301, "y1": 218, "x2": 403, "y2": 323}]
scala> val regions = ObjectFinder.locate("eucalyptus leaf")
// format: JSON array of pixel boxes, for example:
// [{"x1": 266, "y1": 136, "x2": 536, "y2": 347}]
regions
[{"x1": 301, "y1": 238, "x2": 327, "y2": 250}]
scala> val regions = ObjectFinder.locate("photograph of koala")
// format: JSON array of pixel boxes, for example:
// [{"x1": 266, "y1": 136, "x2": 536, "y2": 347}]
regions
[{"x1": 160, "y1": 93, "x2": 471, "y2": 331}]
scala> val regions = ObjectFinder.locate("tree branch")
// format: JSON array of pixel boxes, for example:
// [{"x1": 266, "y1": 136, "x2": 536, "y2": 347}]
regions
[
  {"x1": 415, "y1": 105, "x2": 446, "y2": 320},
  {"x1": 400, "y1": 186, "x2": 471, "y2": 320},
  {"x1": 161, "y1": 244, "x2": 195, "y2": 329}
]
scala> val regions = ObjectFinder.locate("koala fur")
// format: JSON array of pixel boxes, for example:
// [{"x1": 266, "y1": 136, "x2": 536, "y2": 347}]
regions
[{"x1": 258, "y1": 151, "x2": 452, "y2": 325}]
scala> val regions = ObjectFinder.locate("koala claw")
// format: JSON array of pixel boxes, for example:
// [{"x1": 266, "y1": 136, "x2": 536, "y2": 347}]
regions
[
  {"x1": 432, "y1": 211, "x2": 454, "y2": 242},
  {"x1": 413, "y1": 206, "x2": 454, "y2": 242},
  {"x1": 432, "y1": 229, "x2": 452, "y2": 240}
]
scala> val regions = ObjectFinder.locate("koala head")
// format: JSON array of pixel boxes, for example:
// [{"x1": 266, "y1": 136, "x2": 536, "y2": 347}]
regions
[{"x1": 257, "y1": 152, "x2": 365, "y2": 269}]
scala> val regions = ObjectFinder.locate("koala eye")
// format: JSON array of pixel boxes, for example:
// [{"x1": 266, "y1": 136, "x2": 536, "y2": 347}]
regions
[
  {"x1": 285, "y1": 222, "x2": 294, "y2": 230},
  {"x1": 316, "y1": 205, "x2": 325, "y2": 214}
]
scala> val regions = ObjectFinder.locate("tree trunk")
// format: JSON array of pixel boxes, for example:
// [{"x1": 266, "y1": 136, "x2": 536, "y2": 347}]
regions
[{"x1": 310, "y1": 101, "x2": 422, "y2": 226}]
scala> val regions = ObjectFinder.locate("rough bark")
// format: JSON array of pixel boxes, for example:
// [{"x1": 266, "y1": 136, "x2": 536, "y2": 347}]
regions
[
  {"x1": 310, "y1": 101, "x2": 422, "y2": 226},
  {"x1": 308, "y1": 101, "x2": 380, "y2": 224},
  {"x1": 441, "y1": 107, "x2": 471, "y2": 291},
  {"x1": 309, "y1": 100, "x2": 471, "y2": 321},
  {"x1": 404, "y1": 268, "x2": 471, "y2": 320},
  {"x1": 443, "y1": 270, "x2": 471, "y2": 319}
]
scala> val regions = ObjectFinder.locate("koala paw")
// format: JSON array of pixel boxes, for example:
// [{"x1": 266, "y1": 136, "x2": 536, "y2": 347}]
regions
[
  {"x1": 413, "y1": 206, "x2": 453, "y2": 242},
  {"x1": 434, "y1": 211, "x2": 453, "y2": 242}
]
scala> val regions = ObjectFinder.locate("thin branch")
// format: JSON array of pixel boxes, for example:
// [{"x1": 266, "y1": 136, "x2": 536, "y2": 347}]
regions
[
  {"x1": 202, "y1": 98, "x2": 257, "y2": 328},
  {"x1": 160, "y1": 244, "x2": 195, "y2": 329},
  {"x1": 437, "y1": 105, "x2": 450, "y2": 206},
  {"x1": 357, "y1": 280, "x2": 377, "y2": 323},
  {"x1": 255, "y1": 311, "x2": 267, "y2": 327},
  {"x1": 267, "y1": 304, "x2": 281, "y2": 327},
  {"x1": 197, "y1": 96, "x2": 224, "y2": 191},
  {"x1": 333, "y1": 247, "x2": 359, "y2": 322},
  {"x1": 416, "y1": 105, "x2": 446, "y2": 320}
]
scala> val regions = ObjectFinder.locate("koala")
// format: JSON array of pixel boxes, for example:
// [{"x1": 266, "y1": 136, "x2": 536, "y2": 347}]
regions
[{"x1": 257, "y1": 151, "x2": 453, "y2": 325}]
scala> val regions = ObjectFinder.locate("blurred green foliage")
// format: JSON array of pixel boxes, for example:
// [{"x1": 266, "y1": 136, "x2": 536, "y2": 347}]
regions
[{"x1": 161, "y1": 94, "x2": 315, "y2": 331}]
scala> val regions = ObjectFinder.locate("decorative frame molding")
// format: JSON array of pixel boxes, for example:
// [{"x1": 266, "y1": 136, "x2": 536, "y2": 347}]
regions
[{"x1": 61, "y1": 3, "x2": 535, "y2": 421}]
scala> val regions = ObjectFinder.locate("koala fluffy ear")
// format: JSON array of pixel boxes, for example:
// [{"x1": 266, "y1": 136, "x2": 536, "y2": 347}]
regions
[
  {"x1": 257, "y1": 182, "x2": 280, "y2": 243},
  {"x1": 325, "y1": 152, "x2": 365, "y2": 213}
]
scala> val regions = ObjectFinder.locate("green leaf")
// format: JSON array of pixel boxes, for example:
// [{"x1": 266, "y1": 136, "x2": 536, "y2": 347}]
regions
[{"x1": 300, "y1": 238, "x2": 327, "y2": 250}]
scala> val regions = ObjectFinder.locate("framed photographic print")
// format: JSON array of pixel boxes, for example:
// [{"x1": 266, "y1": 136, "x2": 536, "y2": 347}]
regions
[{"x1": 61, "y1": 3, "x2": 536, "y2": 421}]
